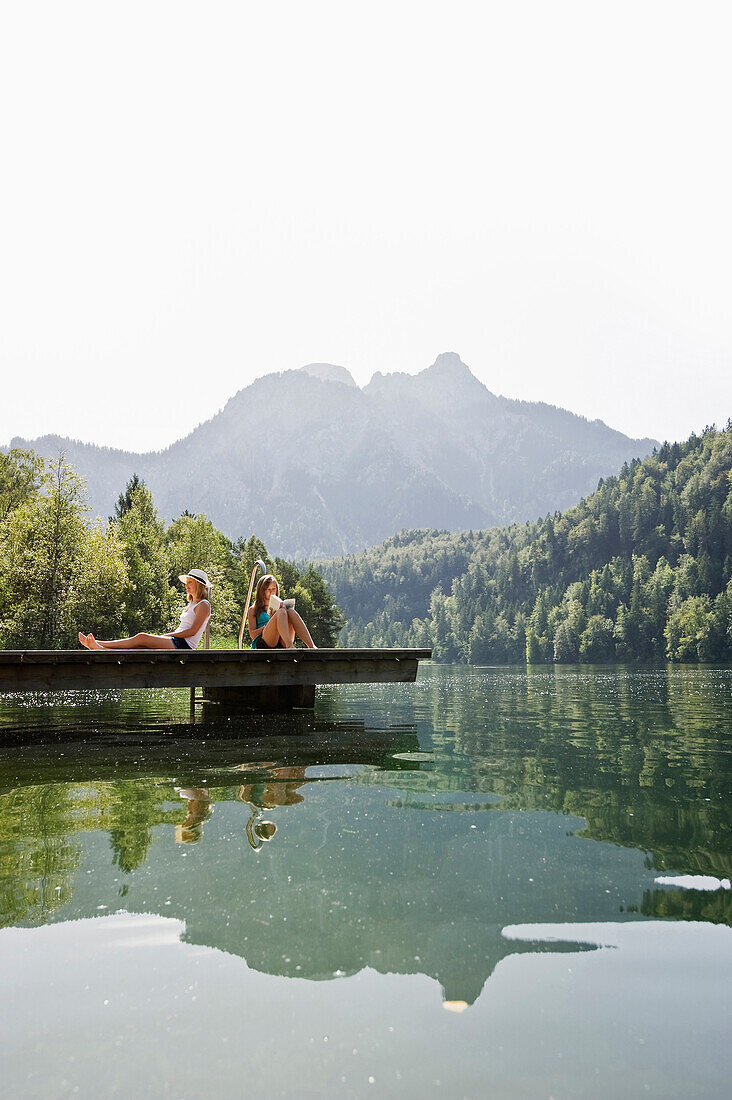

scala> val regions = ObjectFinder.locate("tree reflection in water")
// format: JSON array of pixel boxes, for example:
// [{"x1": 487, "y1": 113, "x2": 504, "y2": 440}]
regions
[{"x1": 0, "y1": 665, "x2": 730, "y2": 1006}]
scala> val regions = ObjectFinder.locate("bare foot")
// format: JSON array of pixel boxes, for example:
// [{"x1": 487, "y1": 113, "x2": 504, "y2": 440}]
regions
[
  {"x1": 78, "y1": 632, "x2": 90, "y2": 649},
  {"x1": 85, "y1": 633, "x2": 103, "y2": 651}
]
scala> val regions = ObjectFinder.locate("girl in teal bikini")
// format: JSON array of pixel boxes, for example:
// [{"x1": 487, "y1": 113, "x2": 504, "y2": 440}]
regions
[{"x1": 247, "y1": 574, "x2": 317, "y2": 650}]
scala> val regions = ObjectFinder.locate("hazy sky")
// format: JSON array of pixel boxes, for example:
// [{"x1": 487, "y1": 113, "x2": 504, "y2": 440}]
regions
[{"x1": 2, "y1": 1, "x2": 730, "y2": 452}]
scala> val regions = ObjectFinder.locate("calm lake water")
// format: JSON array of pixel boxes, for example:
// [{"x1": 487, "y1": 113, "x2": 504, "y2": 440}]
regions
[{"x1": 1, "y1": 664, "x2": 730, "y2": 1099}]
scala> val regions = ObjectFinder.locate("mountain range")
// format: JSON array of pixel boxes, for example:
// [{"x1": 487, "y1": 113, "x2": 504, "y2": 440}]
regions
[{"x1": 8, "y1": 353, "x2": 657, "y2": 558}]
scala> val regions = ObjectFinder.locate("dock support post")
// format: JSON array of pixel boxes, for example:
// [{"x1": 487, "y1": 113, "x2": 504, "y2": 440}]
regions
[{"x1": 205, "y1": 684, "x2": 316, "y2": 711}]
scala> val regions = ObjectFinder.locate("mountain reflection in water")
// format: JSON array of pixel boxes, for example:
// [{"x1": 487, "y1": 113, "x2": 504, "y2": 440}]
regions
[{"x1": 0, "y1": 665, "x2": 731, "y2": 1095}]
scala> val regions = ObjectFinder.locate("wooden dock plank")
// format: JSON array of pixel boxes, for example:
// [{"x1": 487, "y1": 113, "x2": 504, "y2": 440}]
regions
[{"x1": 0, "y1": 649, "x2": 432, "y2": 693}]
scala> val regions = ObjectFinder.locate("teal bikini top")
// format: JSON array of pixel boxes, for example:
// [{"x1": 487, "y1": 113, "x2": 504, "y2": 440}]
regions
[{"x1": 252, "y1": 609, "x2": 269, "y2": 648}]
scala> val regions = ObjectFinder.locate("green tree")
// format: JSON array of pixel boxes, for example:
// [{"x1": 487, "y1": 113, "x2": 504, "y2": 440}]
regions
[
  {"x1": 0, "y1": 457, "x2": 90, "y2": 646},
  {"x1": 291, "y1": 564, "x2": 345, "y2": 647},
  {"x1": 553, "y1": 619, "x2": 579, "y2": 662},
  {"x1": 525, "y1": 628, "x2": 544, "y2": 664},
  {"x1": 111, "y1": 472, "x2": 146, "y2": 522},
  {"x1": 665, "y1": 596, "x2": 711, "y2": 661},
  {"x1": 579, "y1": 615, "x2": 615, "y2": 662},
  {"x1": 166, "y1": 513, "x2": 238, "y2": 635},
  {"x1": 0, "y1": 457, "x2": 131, "y2": 648},
  {"x1": 68, "y1": 525, "x2": 131, "y2": 640},
  {"x1": 114, "y1": 483, "x2": 171, "y2": 634},
  {"x1": 0, "y1": 448, "x2": 43, "y2": 522}
]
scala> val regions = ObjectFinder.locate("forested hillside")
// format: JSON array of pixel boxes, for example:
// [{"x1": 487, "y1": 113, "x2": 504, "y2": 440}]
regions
[
  {"x1": 321, "y1": 424, "x2": 732, "y2": 663},
  {"x1": 0, "y1": 455, "x2": 343, "y2": 650}
]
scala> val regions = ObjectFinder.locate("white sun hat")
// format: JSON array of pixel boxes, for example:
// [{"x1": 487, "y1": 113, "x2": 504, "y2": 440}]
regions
[{"x1": 178, "y1": 568, "x2": 212, "y2": 589}]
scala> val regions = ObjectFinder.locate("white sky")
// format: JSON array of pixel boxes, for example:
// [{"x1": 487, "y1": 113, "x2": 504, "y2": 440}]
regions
[{"x1": 1, "y1": 0, "x2": 730, "y2": 452}]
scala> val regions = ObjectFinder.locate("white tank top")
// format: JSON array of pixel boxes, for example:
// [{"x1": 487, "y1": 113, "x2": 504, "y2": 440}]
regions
[{"x1": 178, "y1": 599, "x2": 211, "y2": 649}]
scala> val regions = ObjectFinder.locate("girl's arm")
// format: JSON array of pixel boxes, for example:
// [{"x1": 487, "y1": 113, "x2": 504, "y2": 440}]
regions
[
  {"x1": 170, "y1": 600, "x2": 211, "y2": 640},
  {"x1": 247, "y1": 606, "x2": 265, "y2": 641}
]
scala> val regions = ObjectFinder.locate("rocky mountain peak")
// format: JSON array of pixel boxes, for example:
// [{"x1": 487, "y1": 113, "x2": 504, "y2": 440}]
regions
[
  {"x1": 365, "y1": 354, "x2": 479, "y2": 398},
  {"x1": 10, "y1": 352, "x2": 658, "y2": 558},
  {"x1": 425, "y1": 351, "x2": 473, "y2": 376},
  {"x1": 413, "y1": 352, "x2": 493, "y2": 408},
  {"x1": 299, "y1": 363, "x2": 357, "y2": 388}
]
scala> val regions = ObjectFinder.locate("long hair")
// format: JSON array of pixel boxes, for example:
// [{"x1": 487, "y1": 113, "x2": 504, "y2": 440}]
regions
[
  {"x1": 187, "y1": 579, "x2": 210, "y2": 604},
  {"x1": 254, "y1": 574, "x2": 278, "y2": 617}
]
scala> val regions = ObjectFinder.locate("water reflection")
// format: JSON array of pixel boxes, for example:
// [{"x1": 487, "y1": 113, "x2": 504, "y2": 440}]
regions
[
  {"x1": 1, "y1": 666, "x2": 732, "y2": 1096},
  {"x1": 174, "y1": 788, "x2": 213, "y2": 844},
  {"x1": 5, "y1": 911, "x2": 727, "y2": 1099},
  {"x1": 0, "y1": 719, "x2": 422, "y2": 929},
  {"x1": 405, "y1": 664, "x2": 732, "y2": 882},
  {"x1": 1, "y1": 666, "x2": 731, "y2": 1012}
]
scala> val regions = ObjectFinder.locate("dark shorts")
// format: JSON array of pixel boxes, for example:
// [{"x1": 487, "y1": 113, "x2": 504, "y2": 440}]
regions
[
  {"x1": 172, "y1": 637, "x2": 192, "y2": 650},
  {"x1": 253, "y1": 636, "x2": 284, "y2": 650}
]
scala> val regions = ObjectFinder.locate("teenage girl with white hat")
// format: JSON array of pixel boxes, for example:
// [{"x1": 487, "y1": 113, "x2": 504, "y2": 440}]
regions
[{"x1": 78, "y1": 569, "x2": 211, "y2": 651}]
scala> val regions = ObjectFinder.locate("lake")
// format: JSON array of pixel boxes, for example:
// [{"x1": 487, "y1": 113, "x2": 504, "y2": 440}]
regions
[{"x1": 1, "y1": 664, "x2": 730, "y2": 1098}]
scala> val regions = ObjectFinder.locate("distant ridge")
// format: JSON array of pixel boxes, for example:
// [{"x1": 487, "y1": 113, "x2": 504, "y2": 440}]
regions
[
  {"x1": 8, "y1": 353, "x2": 658, "y2": 558},
  {"x1": 299, "y1": 363, "x2": 357, "y2": 387}
]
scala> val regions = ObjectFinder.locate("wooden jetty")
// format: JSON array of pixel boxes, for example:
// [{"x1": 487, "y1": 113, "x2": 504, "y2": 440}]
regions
[{"x1": 0, "y1": 648, "x2": 432, "y2": 711}]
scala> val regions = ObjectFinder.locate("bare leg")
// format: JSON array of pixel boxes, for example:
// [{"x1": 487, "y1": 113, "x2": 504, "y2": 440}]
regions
[
  {"x1": 275, "y1": 606, "x2": 296, "y2": 648},
  {"x1": 286, "y1": 608, "x2": 317, "y2": 648},
  {"x1": 259, "y1": 607, "x2": 317, "y2": 649},
  {"x1": 79, "y1": 632, "x2": 177, "y2": 651},
  {"x1": 260, "y1": 610, "x2": 294, "y2": 649}
]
